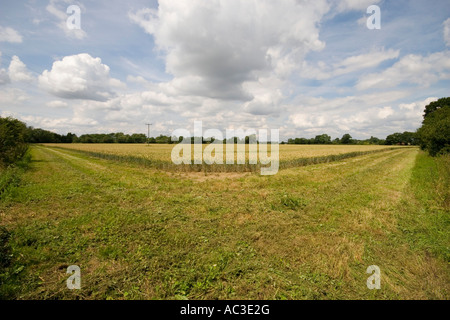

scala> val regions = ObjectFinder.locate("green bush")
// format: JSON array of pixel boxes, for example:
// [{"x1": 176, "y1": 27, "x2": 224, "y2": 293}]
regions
[
  {"x1": 0, "y1": 117, "x2": 28, "y2": 167},
  {"x1": 0, "y1": 226, "x2": 12, "y2": 270}
]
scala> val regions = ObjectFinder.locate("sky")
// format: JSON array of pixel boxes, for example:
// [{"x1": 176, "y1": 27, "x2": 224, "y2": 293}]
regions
[{"x1": 0, "y1": 0, "x2": 449, "y2": 141}]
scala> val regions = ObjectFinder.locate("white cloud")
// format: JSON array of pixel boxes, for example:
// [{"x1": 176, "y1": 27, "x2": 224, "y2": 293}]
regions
[
  {"x1": 377, "y1": 106, "x2": 394, "y2": 119},
  {"x1": 337, "y1": 0, "x2": 382, "y2": 12},
  {"x1": 126, "y1": 75, "x2": 150, "y2": 86},
  {"x1": 444, "y1": 18, "x2": 450, "y2": 47},
  {"x1": 398, "y1": 97, "x2": 438, "y2": 119},
  {"x1": 8, "y1": 56, "x2": 34, "y2": 82},
  {"x1": 21, "y1": 114, "x2": 99, "y2": 131},
  {"x1": 334, "y1": 49, "x2": 399, "y2": 74},
  {"x1": 289, "y1": 90, "x2": 409, "y2": 113},
  {"x1": 46, "y1": 100, "x2": 68, "y2": 108},
  {"x1": 300, "y1": 48, "x2": 399, "y2": 80},
  {"x1": 289, "y1": 113, "x2": 329, "y2": 129},
  {"x1": 287, "y1": 95, "x2": 438, "y2": 139},
  {"x1": 38, "y1": 53, "x2": 125, "y2": 101},
  {"x1": 0, "y1": 69, "x2": 9, "y2": 85},
  {"x1": 357, "y1": 51, "x2": 450, "y2": 90},
  {"x1": 0, "y1": 52, "x2": 9, "y2": 85},
  {"x1": 0, "y1": 88, "x2": 29, "y2": 105},
  {"x1": 287, "y1": 91, "x2": 398, "y2": 135},
  {"x1": 0, "y1": 26, "x2": 23, "y2": 43},
  {"x1": 130, "y1": 0, "x2": 330, "y2": 100}
]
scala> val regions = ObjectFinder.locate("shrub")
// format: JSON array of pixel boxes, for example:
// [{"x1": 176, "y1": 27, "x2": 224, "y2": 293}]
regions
[{"x1": 0, "y1": 117, "x2": 28, "y2": 167}]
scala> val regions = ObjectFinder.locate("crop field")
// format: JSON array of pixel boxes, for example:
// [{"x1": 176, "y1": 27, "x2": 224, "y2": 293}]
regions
[
  {"x1": 0, "y1": 144, "x2": 448, "y2": 300},
  {"x1": 41, "y1": 143, "x2": 403, "y2": 172}
]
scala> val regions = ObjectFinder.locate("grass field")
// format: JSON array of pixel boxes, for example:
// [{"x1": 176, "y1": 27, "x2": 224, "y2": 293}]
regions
[{"x1": 0, "y1": 145, "x2": 448, "y2": 299}]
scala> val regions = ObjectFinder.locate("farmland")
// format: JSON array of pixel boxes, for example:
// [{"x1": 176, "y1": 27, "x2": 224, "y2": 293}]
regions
[
  {"x1": 42, "y1": 143, "x2": 399, "y2": 161},
  {"x1": 0, "y1": 144, "x2": 448, "y2": 299},
  {"x1": 41, "y1": 143, "x2": 403, "y2": 172}
]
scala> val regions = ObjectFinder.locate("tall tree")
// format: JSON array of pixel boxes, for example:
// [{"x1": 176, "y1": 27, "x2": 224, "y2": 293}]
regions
[
  {"x1": 423, "y1": 97, "x2": 450, "y2": 119},
  {"x1": 417, "y1": 98, "x2": 450, "y2": 156}
]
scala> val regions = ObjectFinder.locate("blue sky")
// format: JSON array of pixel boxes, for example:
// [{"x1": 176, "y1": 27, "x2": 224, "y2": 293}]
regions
[{"x1": 0, "y1": 0, "x2": 449, "y2": 140}]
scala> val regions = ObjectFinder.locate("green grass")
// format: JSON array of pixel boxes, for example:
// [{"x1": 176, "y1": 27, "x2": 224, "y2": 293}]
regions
[
  {"x1": 396, "y1": 152, "x2": 449, "y2": 261},
  {"x1": 0, "y1": 145, "x2": 448, "y2": 299}
]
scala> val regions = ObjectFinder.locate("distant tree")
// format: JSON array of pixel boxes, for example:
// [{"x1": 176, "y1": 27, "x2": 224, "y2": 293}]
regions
[
  {"x1": 63, "y1": 132, "x2": 78, "y2": 143},
  {"x1": 245, "y1": 134, "x2": 257, "y2": 144},
  {"x1": 25, "y1": 127, "x2": 64, "y2": 143},
  {"x1": 385, "y1": 132, "x2": 402, "y2": 145},
  {"x1": 386, "y1": 131, "x2": 417, "y2": 145},
  {"x1": 368, "y1": 136, "x2": 381, "y2": 144},
  {"x1": 154, "y1": 134, "x2": 171, "y2": 144},
  {"x1": 400, "y1": 132, "x2": 416, "y2": 145},
  {"x1": 314, "y1": 134, "x2": 331, "y2": 144},
  {"x1": 341, "y1": 133, "x2": 352, "y2": 144},
  {"x1": 130, "y1": 133, "x2": 147, "y2": 143}
]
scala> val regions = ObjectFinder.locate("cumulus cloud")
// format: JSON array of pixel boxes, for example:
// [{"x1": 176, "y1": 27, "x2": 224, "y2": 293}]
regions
[
  {"x1": 0, "y1": 26, "x2": 23, "y2": 43},
  {"x1": 130, "y1": 0, "x2": 330, "y2": 100},
  {"x1": 444, "y1": 18, "x2": 450, "y2": 47},
  {"x1": 357, "y1": 52, "x2": 450, "y2": 90},
  {"x1": 8, "y1": 56, "x2": 33, "y2": 82},
  {"x1": 38, "y1": 53, "x2": 125, "y2": 101}
]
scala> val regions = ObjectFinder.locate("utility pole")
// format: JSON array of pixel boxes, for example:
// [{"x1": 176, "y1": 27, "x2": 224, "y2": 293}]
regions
[{"x1": 146, "y1": 123, "x2": 152, "y2": 145}]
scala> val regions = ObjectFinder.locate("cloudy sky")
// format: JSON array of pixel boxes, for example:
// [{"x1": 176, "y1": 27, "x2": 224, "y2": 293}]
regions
[{"x1": 0, "y1": 0, "x2": 449, "y2": 140}]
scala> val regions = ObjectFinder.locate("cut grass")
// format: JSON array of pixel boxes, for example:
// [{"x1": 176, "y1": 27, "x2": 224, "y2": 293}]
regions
[{"x1": 0, "y1": 145, "x2": 448, "y2": 299}]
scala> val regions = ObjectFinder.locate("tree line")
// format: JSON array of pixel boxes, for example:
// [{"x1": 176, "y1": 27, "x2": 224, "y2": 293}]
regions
[
  {"x1": 1, "y1": 97, "x2": 448, "y2": 165},
  {"x1": 22, "y1": 127, "x2": 419, "y2": 146},
  {"x1": 287, "y1": 131, "x2": 418, "y2": 145}
]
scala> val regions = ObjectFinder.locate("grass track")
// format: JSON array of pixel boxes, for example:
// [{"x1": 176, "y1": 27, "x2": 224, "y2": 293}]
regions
[{"x1": 0, "y1": 145, "x2": 448, "y2": 299}]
